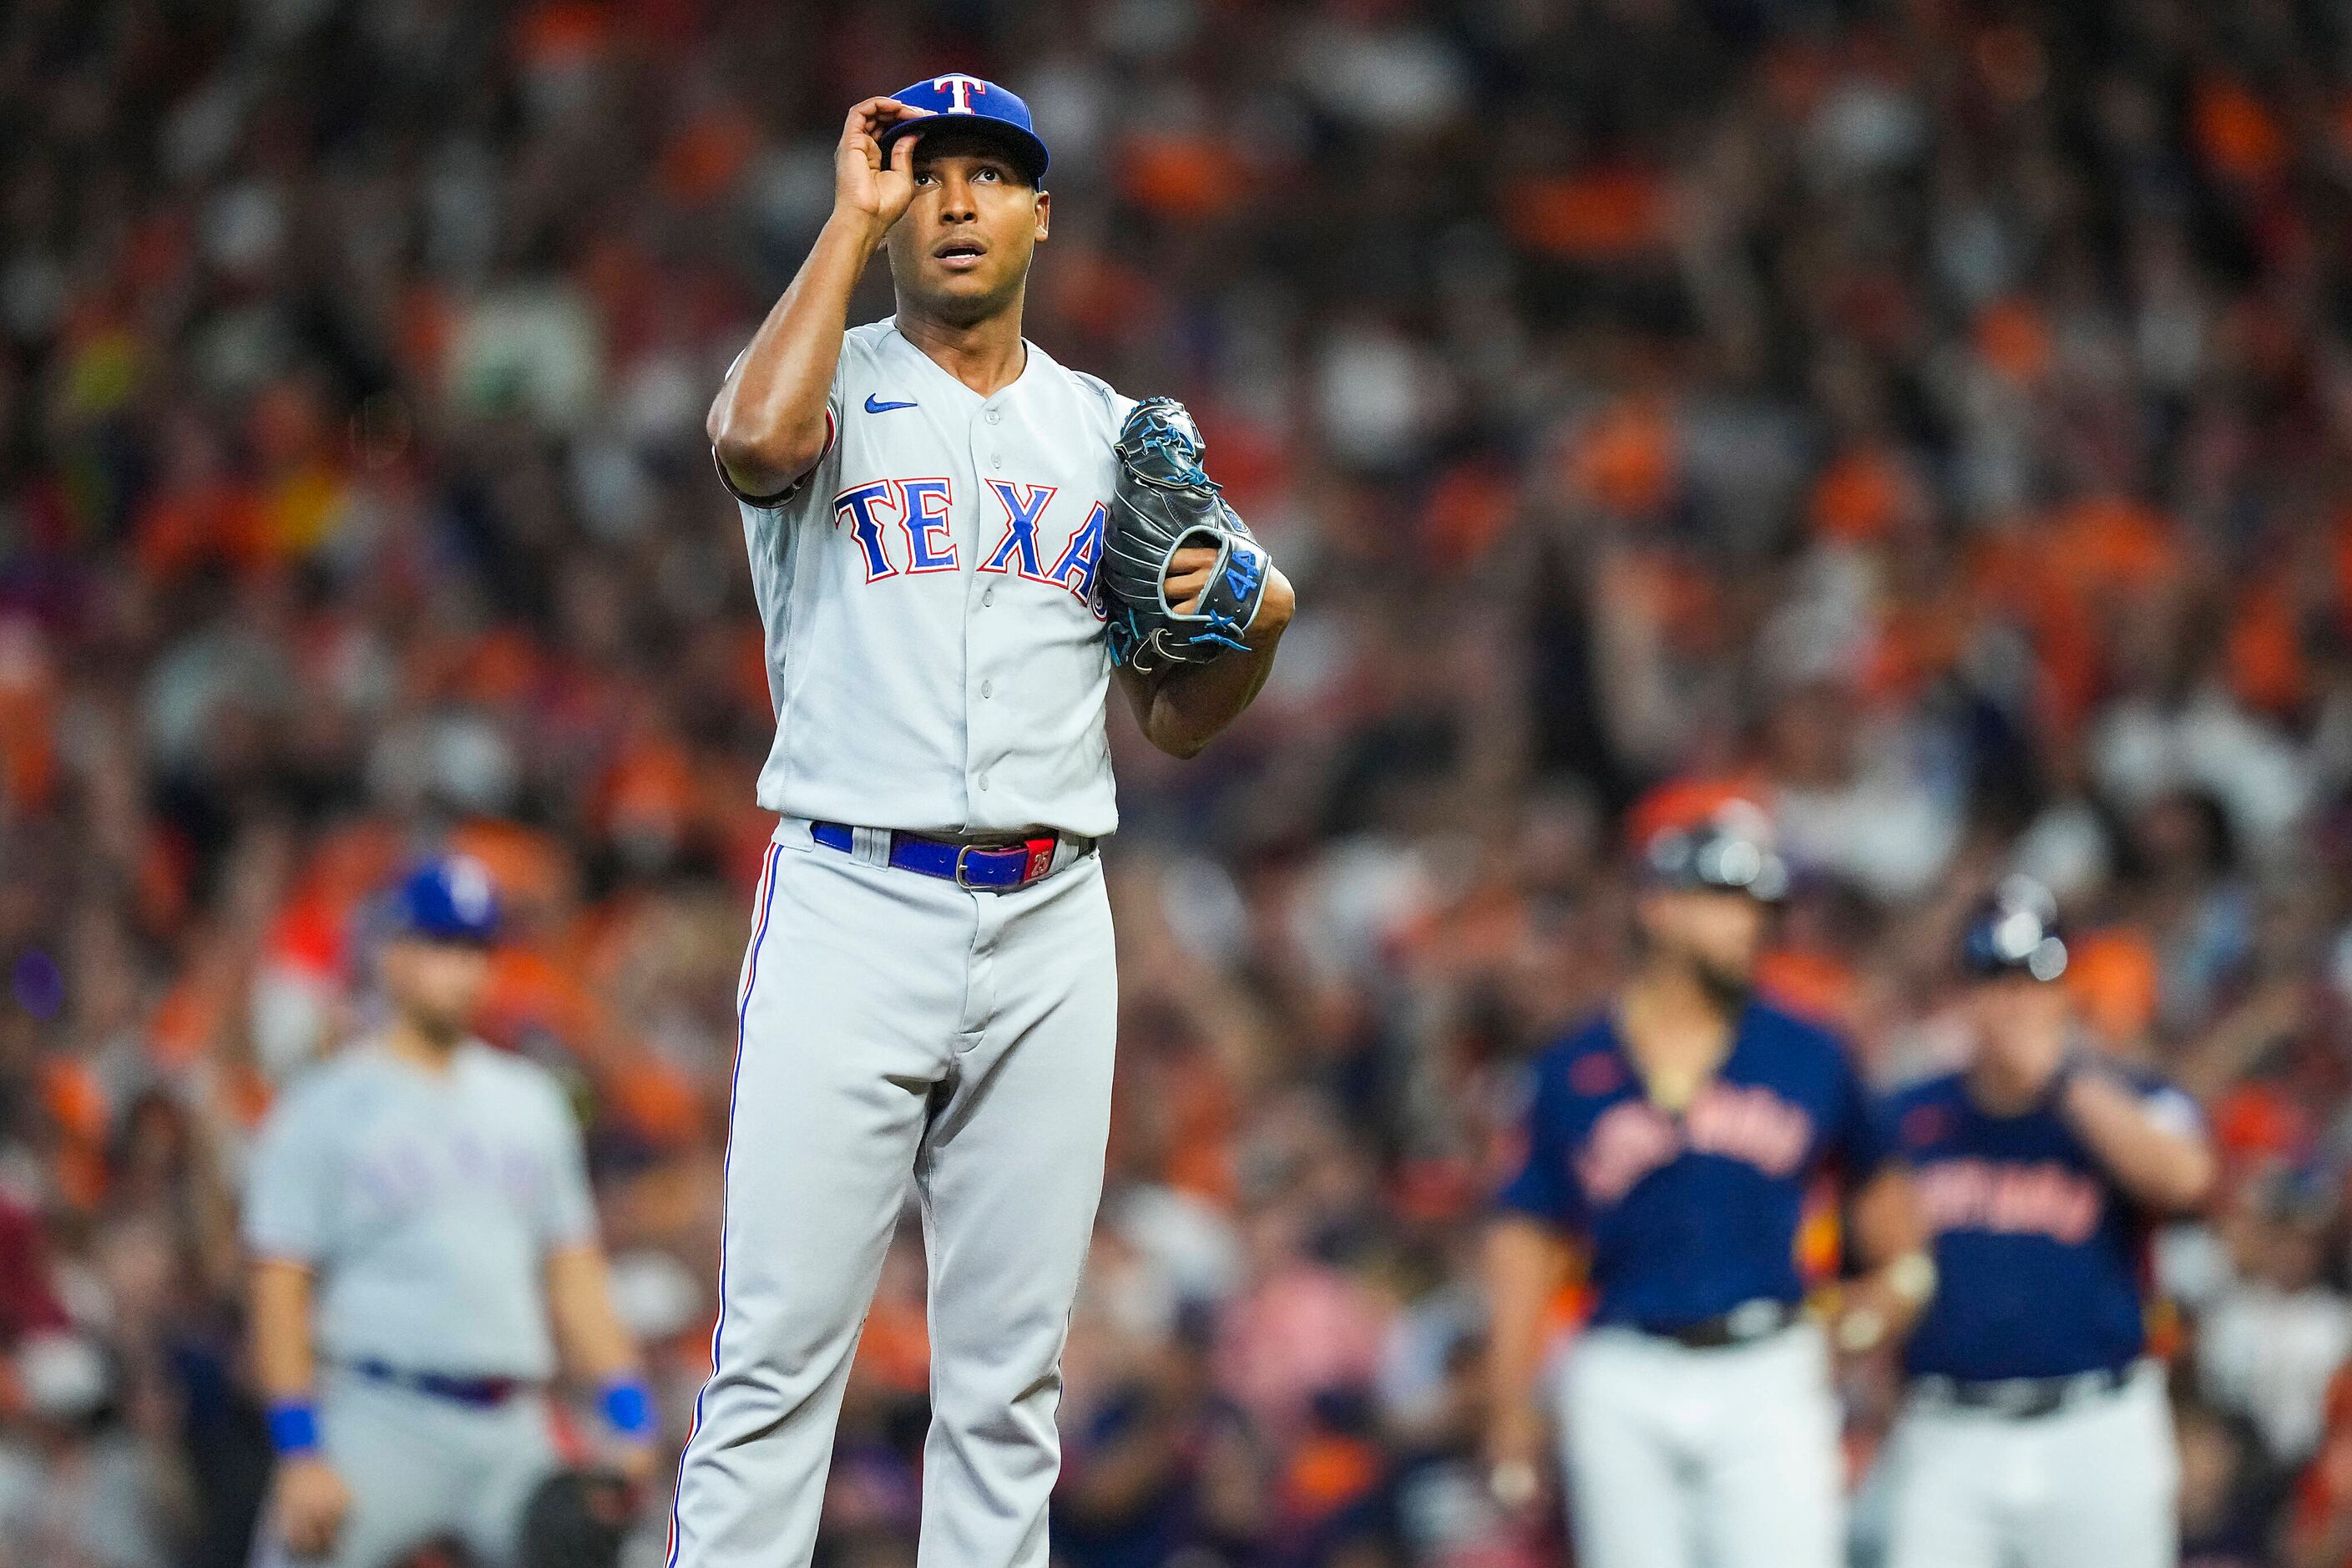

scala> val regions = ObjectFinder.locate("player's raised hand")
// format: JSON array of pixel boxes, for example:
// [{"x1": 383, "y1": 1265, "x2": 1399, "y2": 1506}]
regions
[
  {"x1": 274, "y1": 1454, "x2": 353, "y2": 1556},
  {"x1": 837, "y1": 97, "x2": 928, "y2": 238}
]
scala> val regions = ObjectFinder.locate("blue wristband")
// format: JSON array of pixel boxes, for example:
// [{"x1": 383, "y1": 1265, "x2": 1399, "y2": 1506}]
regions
[
  {"x1": 267, "y1": 1399, "x2": 321, "y2": 1457},
  {"x1": 599, "y1": 1377, "x2": 655, "y2": 1439}
]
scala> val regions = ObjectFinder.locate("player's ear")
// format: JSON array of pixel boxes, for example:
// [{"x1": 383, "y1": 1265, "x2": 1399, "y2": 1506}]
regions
[{"x1": 1034, "y1": 189, "x2": 1050, "y2": 243}]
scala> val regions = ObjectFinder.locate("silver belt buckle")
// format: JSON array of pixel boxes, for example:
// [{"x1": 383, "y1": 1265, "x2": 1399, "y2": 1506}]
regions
[{"x1": 953, "y1": 839, "x2": 1028, "y2": 890}]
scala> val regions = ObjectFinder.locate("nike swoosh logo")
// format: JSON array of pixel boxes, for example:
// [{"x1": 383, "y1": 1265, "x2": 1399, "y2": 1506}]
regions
[{"x1": 864, "y1": 394, "x2": 918, "y2": 413}]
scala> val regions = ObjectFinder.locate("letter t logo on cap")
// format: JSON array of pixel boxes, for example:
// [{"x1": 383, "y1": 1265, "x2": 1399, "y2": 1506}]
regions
[{"x1": 933, "y1": 73, "x2": 986, "y2": 113}]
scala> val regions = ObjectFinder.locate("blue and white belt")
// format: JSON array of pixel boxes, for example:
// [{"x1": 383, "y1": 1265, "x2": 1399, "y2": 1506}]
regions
[
  {"x1": 789, "y1": 818, "x2": 1095, "y2": 891},
  {"x1": 342, "y1": 1358, "x2": 524, "y2": 1408}
]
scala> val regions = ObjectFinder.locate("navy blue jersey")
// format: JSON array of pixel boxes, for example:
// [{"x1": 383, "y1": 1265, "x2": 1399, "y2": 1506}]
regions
[
  {"x1": 1495, "y1": 1002, "x2": 1886, "y2": 1333},
  {"x1": 1882, "y1": 1065, "x2": 2201, "y2": 1380}
]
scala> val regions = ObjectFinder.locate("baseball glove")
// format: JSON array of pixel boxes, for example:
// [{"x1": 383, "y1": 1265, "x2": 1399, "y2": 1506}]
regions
[
  {"x1": 518, "y1": 1468, "x2": 633, "y2": 1568},
  {"x1": 1100, "y1": 397, "x2": 1272, "y2": 673}
]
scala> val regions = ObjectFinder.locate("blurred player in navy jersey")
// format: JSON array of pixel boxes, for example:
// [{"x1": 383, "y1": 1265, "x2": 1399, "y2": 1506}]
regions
[
  {"x1": 1482, "y1": 803, "x2": 1930, "y2": 1568},
  {"x1": 1876, "y1": 877, "x2": 2216, "y2": 1568}
]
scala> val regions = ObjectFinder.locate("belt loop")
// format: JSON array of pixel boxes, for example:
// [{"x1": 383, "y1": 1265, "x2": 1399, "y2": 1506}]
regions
[
  {"x1": 850, "y1": 826, "x2": 892, "y2": 867},
  {"x1": 1050, "y1": 835, "x2": 1086, "y2": 874}
]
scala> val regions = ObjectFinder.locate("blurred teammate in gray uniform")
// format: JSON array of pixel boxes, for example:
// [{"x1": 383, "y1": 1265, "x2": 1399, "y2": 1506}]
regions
[{"x1": 245, "y1": 855, "x2": 655, "y2": 1568}]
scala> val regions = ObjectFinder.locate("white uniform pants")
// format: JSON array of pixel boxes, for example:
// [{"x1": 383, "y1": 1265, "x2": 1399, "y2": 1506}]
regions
[
  {"x1": 250, "y1": 1369, "x2": 562, "y2": 1568},
  {"x1": 666, "y1": 823, "x2": 1117, "y2": 1568},
  {"x1": 1881, "y1": 1363, "x2": 2177, "y2": 1568},
  {"x1": 1556, "y1": 1321, "x2": 1844, "y2": 1568}
]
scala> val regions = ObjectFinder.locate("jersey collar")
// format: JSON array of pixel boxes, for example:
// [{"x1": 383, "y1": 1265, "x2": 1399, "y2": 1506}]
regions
[
  {"x1": 1600, "y1": 999, "x2": 1760, "y2": 1114},
  {"x1": 884, "y1": 316, "x2": 1044, "y2": 408}
]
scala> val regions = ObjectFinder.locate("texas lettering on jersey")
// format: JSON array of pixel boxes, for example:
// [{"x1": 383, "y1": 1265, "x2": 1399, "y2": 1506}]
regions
[
  {"x1": 351, "y1": 1125, "x2": 555, "y2": 1221},
  {"x1": 726, "y1": 320, "x2": 1130, "y2": 837},
  {"x1": 830, "y1": 476, "x2": 1108, "y2": 609},
  {"x1": 1578, "y1": 1082, "x2": 1816, "y2": 1205}
]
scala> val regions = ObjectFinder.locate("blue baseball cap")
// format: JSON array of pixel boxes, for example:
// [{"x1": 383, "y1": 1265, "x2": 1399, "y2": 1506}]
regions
[
  {"x1": 388, "y1": 854, "x2": 501, "y2": 945},
  {"x1": 876, "y1": 73, "x2": 1049, "y2": 185}
]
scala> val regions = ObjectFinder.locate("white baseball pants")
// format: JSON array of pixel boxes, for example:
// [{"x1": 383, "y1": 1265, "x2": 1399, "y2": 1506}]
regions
[
  {"x1": 249, "y1": 1369, "x2": 561, "y2": 1568},
  {"x1": 1555, "y1": 1321, "x2": 1844, "y2": 1568},
  {"x1": 666, "y1": 822, "x2": 1117, "y2": 1568},
  {"x1": 1880, "y1": 1362, "x2": 2178, "y2": 1568}
]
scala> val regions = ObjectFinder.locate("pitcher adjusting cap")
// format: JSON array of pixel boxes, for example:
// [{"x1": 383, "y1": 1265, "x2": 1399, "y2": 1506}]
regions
[
  {"x1": 389, "y1": 853, "x2": 501, "y2": 945},
  {"x1": 876, "y1": 73, "x2": 1049, "y2": 185},
  {"x1": 1960, "y1": 874, "x2": 2067, "y2": 981},
  {"x1": 1641, "y1": 800, "x2": 1789, "y2": 903}
]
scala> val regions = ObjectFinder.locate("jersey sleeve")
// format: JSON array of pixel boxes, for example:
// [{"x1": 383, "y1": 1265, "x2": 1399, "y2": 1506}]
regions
[
  {"x1": 711, "y1": 343, "x2": 845, "y2": 518},
  {"x1": 534, "y1": 1080, "x2": 599, "y2": 1252},
  {"x1": 241, "y1": 1091, "x2": 331, "y2": 1264},
  {"x1": 1070, "y1": 372, "x2": 1137, "y2": 459},
  {"x1": 1494, "y1": 1057, "x2": 1582, "y2": 1229}
]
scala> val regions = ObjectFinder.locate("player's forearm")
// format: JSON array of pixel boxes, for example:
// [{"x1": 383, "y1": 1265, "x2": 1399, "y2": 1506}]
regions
[
  {"x1": 1129, "y1": 567, "x2": 1292, "y2": 758},
  {"x1": 1850, "y1": 1166, "x2": 1927, "y2": 1272},
  {"x1": 2059, "y1": 1070, "x2": 2217, "y2": 1213},
  {"x1": 708, "y1": 210, "x2": 880, "y2": 496},
  {"x1": 1834, "y1": 1166, "x2": 1936, "y2": 1348},
  {"x1": 1481, "y1": 1217, "x2": 1567, "y2": 1418},
  {"x1": 546, "y1": 1245, "x2": 659, "y2": 1456},
  {"x1": 249, "y1": 1259, "x2": 318, "y2": 1400},
  {"x1": 544, "y1": 1244, "x2": 643, "y2": 1385}
]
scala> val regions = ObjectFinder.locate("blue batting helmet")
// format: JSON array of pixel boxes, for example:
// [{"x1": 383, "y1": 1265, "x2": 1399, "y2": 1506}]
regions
[
  {"x1": 1641, "y1": 802, "x2": 1790, "y2": 903},
  {"x1": 1960, "y1": 875, "x2": 2068, "y2": 982}
]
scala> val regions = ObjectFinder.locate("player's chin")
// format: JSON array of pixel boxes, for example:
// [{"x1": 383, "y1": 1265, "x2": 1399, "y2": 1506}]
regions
[
  {"x1": 412, "y1": 994, "x2": 481, "y2": 1037},
  {"x1": 910, "y1": 261, "x2": 1021, "y2": 316},
  {"x1": 1692, "y1": 956, "x2": 1758, "y2": 1010}
]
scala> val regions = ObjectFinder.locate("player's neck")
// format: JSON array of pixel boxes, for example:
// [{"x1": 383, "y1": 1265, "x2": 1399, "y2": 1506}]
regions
[
  {"x1": 382, "y1": 1016, "x2": 465, "y2": 1075},
  {"x1": 1622, "y1": 962, "x2": 1738, "y2": 1037},
  {"x1": 1617, "y1": 964, "x2": 1737, "y2": 1100},
  {"x1": 894, "y1": 301, "x2": 1029, "y2": 397},
  {"x1": 1965, "y1": 1055, "x2": 2056, "y2": 1117}
]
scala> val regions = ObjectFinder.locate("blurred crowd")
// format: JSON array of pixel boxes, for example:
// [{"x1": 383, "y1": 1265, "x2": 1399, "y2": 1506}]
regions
[{"x1": 8, "y1": 0, "x2": 2352, "y2": 1563}]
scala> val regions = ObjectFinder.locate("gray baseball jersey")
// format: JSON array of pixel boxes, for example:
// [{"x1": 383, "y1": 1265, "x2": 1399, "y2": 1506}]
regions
[
  {"x1": 731, "y1": 316, "x2": 1133, "y2": 838},
  {"x1": 242, "y1": 1039, "x2": 597, "y2": 1380}
]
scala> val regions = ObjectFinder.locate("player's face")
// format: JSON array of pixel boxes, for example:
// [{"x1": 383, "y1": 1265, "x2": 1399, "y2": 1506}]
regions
[
  {"x1": 1965, "y1": 974, "x2": 2070, "y2": 1081},
  {"x1": 382, "y1": 937, "x2": 493, "y2": 1039},
  {"x1": 1638, "y1": 888, "x2": 1770, "y2": 1004},
  {"x1": 886, "y1": 134, "x2": 1048, "y2": 326}
]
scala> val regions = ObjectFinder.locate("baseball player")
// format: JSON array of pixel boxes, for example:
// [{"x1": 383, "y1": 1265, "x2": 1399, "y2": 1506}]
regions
[
  {"x1": 245, "y1": 856, "x2": 655, "y2": 1568},
  {"x1": 1876, "y1": 877, "x2": 2216, "y2": 1568},
  {"x1": 1482, "y1": 804, "x2": 1932, "y2": 1568},
  {"x1": 674, "y1": 73, "x2": 1294, "y2": 1568}
]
